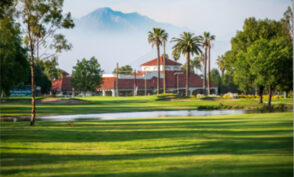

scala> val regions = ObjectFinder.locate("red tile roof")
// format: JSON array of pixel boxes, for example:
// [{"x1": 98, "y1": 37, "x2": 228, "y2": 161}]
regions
[
  {"x1": 51, "y1": 76, "x2": 72, "y2": 91},
  {"x1": 99, "y1": 77, "x2": 115, "y2": 89},
  {"x1": 141, "y1": 57, "x2": 181, "y2": 66}
]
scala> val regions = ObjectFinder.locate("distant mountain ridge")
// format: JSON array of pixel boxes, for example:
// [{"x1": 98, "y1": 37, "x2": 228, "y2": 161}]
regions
[
  {"x1": 74, "y1": 7, "x2": 183, "y2": 34},
  {"x1": 59, "y1": 7, "x2": 188, "y2": 73}
]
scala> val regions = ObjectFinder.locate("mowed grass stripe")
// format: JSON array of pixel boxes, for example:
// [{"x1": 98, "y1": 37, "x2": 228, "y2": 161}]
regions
[{"x1": 0, "y1": 112, "x2": 293, "y2": 177}]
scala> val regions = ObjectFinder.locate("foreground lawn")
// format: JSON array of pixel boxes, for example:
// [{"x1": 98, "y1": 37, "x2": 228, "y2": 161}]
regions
[
  {"x1": 0, "y1": 112, "x2": 293, "y2": 177},
  {"x1": 0, "y1": 96, "x2": 292, "y2": 117}
]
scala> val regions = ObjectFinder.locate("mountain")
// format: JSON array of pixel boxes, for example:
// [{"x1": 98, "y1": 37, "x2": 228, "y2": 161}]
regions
[
  {"x1": 74, "y1": 7, "x2": 184, "y2": 34},
  {"x1": 59, "y1": 7, "x2": 188, "y2": 73}
]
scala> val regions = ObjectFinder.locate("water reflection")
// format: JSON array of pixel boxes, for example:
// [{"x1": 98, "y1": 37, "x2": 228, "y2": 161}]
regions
[{"x1": 39, "y1": 110, "x2": 246, "y2": 121}]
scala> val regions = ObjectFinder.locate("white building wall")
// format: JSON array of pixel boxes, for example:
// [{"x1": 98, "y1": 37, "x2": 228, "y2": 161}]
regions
[{"x1": 141, "y1": 65, "x2": 181, "y2": 72}]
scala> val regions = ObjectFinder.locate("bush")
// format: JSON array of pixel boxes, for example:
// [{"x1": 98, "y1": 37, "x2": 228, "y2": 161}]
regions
[
  {"x1": 155, "y1": 93, "x2": 178, "y2": 101},
  {"x1": 239, "y1": 95, "x2": 257, "y2": 98},
  {"x1": 222, "y1": 92, "x2": 239, "y2": 99}
]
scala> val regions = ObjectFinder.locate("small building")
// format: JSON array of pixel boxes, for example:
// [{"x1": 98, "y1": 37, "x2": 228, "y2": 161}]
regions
[{"x1": 51, "y1": 76, "x2": 73, "y2": 96}]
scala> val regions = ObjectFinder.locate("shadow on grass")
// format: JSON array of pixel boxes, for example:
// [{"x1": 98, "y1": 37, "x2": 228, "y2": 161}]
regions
[{"x1": 0, "y1": 116, "x2": 293, "y2": 177}]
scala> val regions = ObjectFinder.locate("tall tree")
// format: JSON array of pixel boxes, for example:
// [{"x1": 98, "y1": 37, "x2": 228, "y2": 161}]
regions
[
  {"x1": 223, "y1": 17, "x2": 291, "y2": 104},
  {"x1": 171, "y1": 32, "x2": 202, "y2": 96},
  {"x1": 148, "y1": 28, "x2": 165, "y2": 94},
  {"x1": 0, "y1": 3, "x2": 29, "y2": 96},
  {"x1": 43, "y1": 57, "x2": 63, "y2": 81},
  {"x1": 216, "y1": 55, "x2": 225, "y2": 76},
  {"x1": 243, "y1": 38, "x2": 292, "y2": 106},
  {"x1": 27, "y1": 60, "x2": 52, "y2": 94},
  {"x1": 181, "y1": 57, "x2": 202, "y2": 74},
  {"x1": 18, "y1": 0, "x2": 74, "y2": 125},
  {"x1": 161, "y1": 30, "x2": 168, "y2": 94},
  {"x1": 194, "y1": 54, "x2": 204, "y2": 76},
  {"x1": 113, "y1": 65, "x2": 133, "y2": 75},
  {"x1": 202, "y1": 32, "x2": 215, "y2": 95},
  {"x1": 71, "y1": 57, "x2": 103, "y2": 94},
  {"x1": 210, "y1": 68, "x2": 221, "y2": 94}
]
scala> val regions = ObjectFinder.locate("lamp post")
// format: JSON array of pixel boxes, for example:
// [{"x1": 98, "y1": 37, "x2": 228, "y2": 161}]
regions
[{"x1": 174, "y1": 72, "x2": 184, "y2": 95}]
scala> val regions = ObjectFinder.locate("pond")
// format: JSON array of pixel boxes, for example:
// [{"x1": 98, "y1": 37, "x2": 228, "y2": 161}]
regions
[{"x1": 39, "y1": 109, "x2": 248, "y2": 121}]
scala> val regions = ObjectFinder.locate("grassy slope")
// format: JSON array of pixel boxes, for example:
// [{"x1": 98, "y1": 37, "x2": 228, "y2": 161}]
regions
[
  {"x1": 0, "y1": 96, "x2": 292, "y2": 117},
  {"x1": 0, "y1": 112, "x2": 293, "y2": 177}
]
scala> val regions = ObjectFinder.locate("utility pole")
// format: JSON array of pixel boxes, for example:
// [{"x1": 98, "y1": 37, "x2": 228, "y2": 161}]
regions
[
  {"x1": 134, "y1": 69, "x2": 137, "y2": 96},
  {"x1": 144, "y1": 72, "x2": 147, "y2": 96},
  {"x1": 116, "y1": 63, "x2": 119, "y2": 97}
]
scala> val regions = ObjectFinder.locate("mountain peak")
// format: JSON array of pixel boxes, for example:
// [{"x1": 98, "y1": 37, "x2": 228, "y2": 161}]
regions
[{"x1": 77, "y1": 7, "x2": 183, "y2": 34}]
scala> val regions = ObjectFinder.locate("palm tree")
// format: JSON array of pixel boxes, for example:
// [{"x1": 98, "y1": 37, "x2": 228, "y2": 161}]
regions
[
  {"x1": 216, "y1": 55, "x2": 225, "y2": 76},
  {"x1": 148, "y1": 28, "x2": 165, "y2": 94},
  {"x1": 203, "y1": 32, "x2": 215, "y2": 95},
  {"x1": 161, "y1": 30, "x2": 168, "y2": 94},
  {"x1": 181, "y1": 57, "x2": 202, "y2": 74},
  {"x1": 171, "y1": 32, "x2": 202, "y2": 96},
  {"x1": 195, "y1": 54, "x2": 206, "y2": 90},
  {"x1": 192, "y1": 56, "x2": 203, "y2": 75}
]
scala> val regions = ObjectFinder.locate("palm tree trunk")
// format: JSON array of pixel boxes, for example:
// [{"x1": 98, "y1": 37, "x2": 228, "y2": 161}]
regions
[
  {"x1": 207, "y1": 46, "x2": 211, "y2": 95},
  {"x1": 221, "y1": 69, "x2": 224, "y2": 77},
  {"x1": 203, "y1": 47, "x2": 207, "y2": 95},
  {"x1": 156, "y1": 44, "x2": 161, "y2": 94},
  {"x1": 163, "y1": 41, "x2": 166, "y2": 94},
  {"x1": 185, "y1": 52, "x2": 190, "y2": 97}
]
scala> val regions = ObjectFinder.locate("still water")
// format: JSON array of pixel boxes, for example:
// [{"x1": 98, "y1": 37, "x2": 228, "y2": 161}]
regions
[{"x1": 39, "y1": 109, "x2": 247, "y2": 121}]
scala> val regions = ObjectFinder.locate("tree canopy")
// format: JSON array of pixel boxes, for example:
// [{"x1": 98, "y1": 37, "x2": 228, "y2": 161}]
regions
[
  {"x1": 171, "y1": 32, "x2": 202, "y2": 96},
  {"x1": 113, "y1": 65, "x2": 133, "y2": 75},
  {"x1": 71, "y1": 57, "x2": 103, "y2": 92},
  {"x1": 0, "y1": 5, "x2": 29, "y2": 96},
  {"x1": 221, "y1": 8, "x2": 293, "y2": 105}
]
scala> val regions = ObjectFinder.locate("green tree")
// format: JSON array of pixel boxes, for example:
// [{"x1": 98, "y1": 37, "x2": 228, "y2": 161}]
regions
[
  {"x1": 216, "y1": 55, "x2": 225, "y2": 76},
  {"x1": 220, "y1": 73, "x2": 240, "y2": 94},
  {"x1": 244, "y1": 38, "x2": 292, "y2": 106},
  {"x1": 113, "y1": 65, "x2": 133, "y2": 75},
  {"x1": 18, "y1": 0, "x2": 74, "y2": 125},
  {"x1": 43, "y1": 58, "x2": 63, "y2": 81},
  {"x1": 223, "y1": 16, "x2": 291, "y2": 104},
  {"x1": 193, "y1": 54, "x2": 204, "y2": 75},
  {"x1": 0, "y1": 3, "x2": 29, "y2": 96},
  {"x1": 181, "y1": 57, "x2": 202, "y2": 74},
  {"x1": 202, "y1": 32, "x2": 215, "y2": 95},
  {"x1": 26, "y1": 60, "x2": 52, "y2": 94},
  {"x1": 210, "y1": 68, "x2": 221, "y2": 94},
  {"x1": 148, "y1": 28, "x2": 165, "y2": 94},
  {"x1": 171, "y1": 32, "x2": 202, "y2": 96},
  {"x1": 70, "y1": 57, "x2": 103, "y2": 94}
]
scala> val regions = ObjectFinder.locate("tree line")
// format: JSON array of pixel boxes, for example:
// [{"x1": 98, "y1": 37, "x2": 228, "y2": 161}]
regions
[{"x1": 216, "y1": 7, "x2": 293, "y2": 106}]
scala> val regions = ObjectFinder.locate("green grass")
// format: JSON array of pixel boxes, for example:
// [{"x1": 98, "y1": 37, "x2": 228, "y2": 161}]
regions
[
  {"x1": 0, "y1": 96, "x2": 292, "y2": 117},
  {"x1": 0, "y1": 112, "x2": 292, "y2": 177}
]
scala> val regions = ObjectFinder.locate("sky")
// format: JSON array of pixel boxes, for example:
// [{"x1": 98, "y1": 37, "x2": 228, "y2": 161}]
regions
[{"x1": 60, "y1": 0, "x2": 291, "y2": 73}]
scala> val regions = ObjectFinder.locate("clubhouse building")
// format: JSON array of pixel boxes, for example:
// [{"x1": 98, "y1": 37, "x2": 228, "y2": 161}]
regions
[{"x1": 51, "y1": 57, "x2": 217, "y2": 96}]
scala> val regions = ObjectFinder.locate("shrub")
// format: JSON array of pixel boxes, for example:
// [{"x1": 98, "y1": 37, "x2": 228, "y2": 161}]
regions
[{"x1": 155, "y1": 93, "x2": 178, "y2": 101}]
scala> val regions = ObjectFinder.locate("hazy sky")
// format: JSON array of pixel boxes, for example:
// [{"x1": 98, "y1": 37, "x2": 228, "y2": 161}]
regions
[{"x1": 60, "y1": 0, "x2": 291, "y2": 73}]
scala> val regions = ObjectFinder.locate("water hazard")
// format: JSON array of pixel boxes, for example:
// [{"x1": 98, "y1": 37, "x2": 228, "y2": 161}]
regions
[{"x1": 39, "y1": 109, "x2": 247, "y2": 121}]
